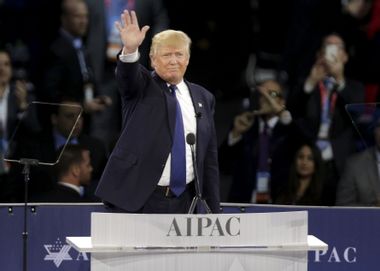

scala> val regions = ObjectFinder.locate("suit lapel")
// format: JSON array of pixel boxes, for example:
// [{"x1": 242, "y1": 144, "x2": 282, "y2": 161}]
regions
[
  {"x1": 186, "y1": 82, "x2": 203, "y2": 163},
  {"x1": 152, "y1": 73, "x2": 176, "y2": 141}
]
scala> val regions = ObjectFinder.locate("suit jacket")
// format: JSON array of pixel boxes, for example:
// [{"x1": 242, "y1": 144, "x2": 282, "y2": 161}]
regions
[
  {"x1": 43, "y1": 30, "x2": 96, "y2": 103},
  {"x1": 31, "y1": 183, "x2": 91, "y2": 203},
  {"x1": 336, "y1": 147, "x2": 380, "y2": 206},
  {"x1": 95, "y1": 61, "x2": 220, "y2": 212}
]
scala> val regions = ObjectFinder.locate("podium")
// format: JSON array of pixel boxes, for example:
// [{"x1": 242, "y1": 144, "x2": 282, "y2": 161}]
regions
[{"x1": 67, "y1": 211, "x2": 327, "y2": 271}]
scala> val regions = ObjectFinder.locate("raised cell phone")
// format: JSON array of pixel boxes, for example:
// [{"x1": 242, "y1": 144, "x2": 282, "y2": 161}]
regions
[{"x1": 325, "y1": 44, "x2": 338, "y2": 62}]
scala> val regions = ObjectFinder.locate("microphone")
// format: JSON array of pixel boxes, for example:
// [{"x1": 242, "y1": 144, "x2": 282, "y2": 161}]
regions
[
  {"x1": 186, "y1": 133, "x2": 196, "y2": 145},
  {"x1": 186, "y1": 133, "x2": 212, "y2": 214},
  {"x1": 195, "y1": 112, "x2": 202, "y2": 119},
  {"x1": 186, "y1": 133, "x2": 199, "y2": 196}
]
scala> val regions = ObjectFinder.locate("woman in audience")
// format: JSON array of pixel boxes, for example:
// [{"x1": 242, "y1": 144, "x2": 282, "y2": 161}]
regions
[{"x1": 276, "y1": 142, "x2": 326, "y2": 205}]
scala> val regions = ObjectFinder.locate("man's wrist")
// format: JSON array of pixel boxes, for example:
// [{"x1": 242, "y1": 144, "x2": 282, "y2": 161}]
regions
[
  {"x1": 119, "y1": 49, "x2": 140, "y2": 63},
  {"x1": 304, "y1": 77, "x2": 317, "y2": 93},
  {"x1": 228, "y1": 131, "x2": 242, "y2": 146}
]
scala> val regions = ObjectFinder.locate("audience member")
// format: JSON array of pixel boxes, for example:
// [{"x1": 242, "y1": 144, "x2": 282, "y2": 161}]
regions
[
  {"x1": 280, "y1": 0, "x2": 377, "y2": 91},
  {"x1": 31, "y1": 144, "x2": 93, "y2": 202},
  {"x1": 49, "y1": 99, "x2": 107, "y2": 199},
  {"x1": 336, "y1": 118, "x2": 380, "y2": 206},
  {"x1": 287, "y1": 33, "x2": 365, "y2": 205},
  {"x1": 219, "y1": 79, "x2": 296, "y2": 204},
  {"x1": 41, "y1": 0, "x2": 111, "y2": 134},
  {"x1": 275, "y1": 142, "x2": 326, "y2": 206},
  {"x1": 0, "y1": 48, "x2": 38, "y2": 202}
]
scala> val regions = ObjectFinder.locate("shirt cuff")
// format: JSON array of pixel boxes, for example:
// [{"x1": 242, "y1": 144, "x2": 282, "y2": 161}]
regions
[
  {"x1": 119, "y1": 49, "x2": 140, "y2": 63},
  {"x1": 228, "y1": 131, "x2": 242, "y2": 146},
  {"x1": 304, "y1": 79, "x2": 315, "y2": 93}
]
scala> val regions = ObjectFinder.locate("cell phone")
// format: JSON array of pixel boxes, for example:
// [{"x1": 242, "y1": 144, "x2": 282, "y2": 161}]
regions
[{"x1": 325, "y1": 44, "x2": 338, "y2": 62}]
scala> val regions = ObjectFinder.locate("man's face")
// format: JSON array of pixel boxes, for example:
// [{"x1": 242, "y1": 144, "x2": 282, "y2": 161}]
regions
[
  {"x1": 52, "y1": 104, "x2": 82, "y2": 137},
  {"x1": 258, "y1": 80, "x2": 284, "y2": 112},
  {"x1": 0, "y1": 52, "x2": 12, "y2": 86},
  {"x1": 150, "y1": 45, "x2": 189, "y2": 85},
  {"x1": 79, "y1": 150, "x2": 92, "y2": 186},
  {"x1": 62, "y1": 1, "x2": 89, "y2": 37},
  {"x1": 322, "y1": 35, "x2": 348, "y2": 63}
]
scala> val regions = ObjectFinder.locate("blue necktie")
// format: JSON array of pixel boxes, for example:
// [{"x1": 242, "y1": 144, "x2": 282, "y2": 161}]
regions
[
  {"x1": 258, "y1": 122, "x2": 270, "y2": 171},
  {"x1": 169, "y1": 84, "x2": 186, "y2": 196}
]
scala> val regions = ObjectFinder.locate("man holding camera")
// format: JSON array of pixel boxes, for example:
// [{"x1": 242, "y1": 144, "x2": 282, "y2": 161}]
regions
[{"x1": 288, "y1": 33, "x2": 365, "y2": 205}]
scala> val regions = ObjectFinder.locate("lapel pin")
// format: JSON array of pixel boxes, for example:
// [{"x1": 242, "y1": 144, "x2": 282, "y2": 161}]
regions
[{"x1": 198, "y1": 102, "x2": 203, "y2": 107}]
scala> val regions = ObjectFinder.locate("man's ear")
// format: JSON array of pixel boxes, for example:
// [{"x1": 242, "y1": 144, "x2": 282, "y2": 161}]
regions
[{"x1": 71, "y1": 164, "x2": 80, "y2": 177}]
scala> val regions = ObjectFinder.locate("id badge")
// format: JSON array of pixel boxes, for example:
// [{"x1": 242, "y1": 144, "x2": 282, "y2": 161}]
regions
[
  {"x1": 318, "y1": 122, "x2": 330, "y2": 139},
  {"x1": 256, "y1": 171, "x2": 270, "y2": 192}
]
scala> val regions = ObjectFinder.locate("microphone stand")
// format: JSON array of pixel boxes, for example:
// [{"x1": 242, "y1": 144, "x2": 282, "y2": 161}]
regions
[
  {"x1": 186, "y1": 134, "x2": 211, "y2": 214},
  {"x1": 20, "y1": 158, "x2": 39, "y2": 271}
]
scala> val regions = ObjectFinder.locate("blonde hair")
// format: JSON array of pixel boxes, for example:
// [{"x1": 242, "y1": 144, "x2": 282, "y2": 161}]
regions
[{"x1": 150, "y1": 30, "x2": 191, "y2": 57}]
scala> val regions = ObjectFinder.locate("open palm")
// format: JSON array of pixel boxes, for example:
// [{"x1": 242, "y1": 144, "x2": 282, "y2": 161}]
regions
[{"x1": 115, "y1": 10, "x2": 150, "y2": 54}]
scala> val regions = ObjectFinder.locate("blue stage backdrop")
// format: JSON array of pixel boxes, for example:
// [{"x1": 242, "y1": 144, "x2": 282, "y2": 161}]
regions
[{"x1": 0, "y1": 203, "x2": 379, "y2": 271}]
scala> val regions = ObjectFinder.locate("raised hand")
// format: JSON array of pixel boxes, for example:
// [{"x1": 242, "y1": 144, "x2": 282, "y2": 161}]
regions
[
  {"x1": 231, "y1": 111, "x2": 255, "y2": 138},
  {"x1": 325, "y1": 56, "x2": 345, "y2": 83},
  {"x1": 308, "y1": 58, "x2": 327, "y2": 87},
  {"x1": 115, "y1": 10, "x2": 150, "y2": 54},
  {"x1": 257, "y1": 87, "x2": 285, "y2": 115}
]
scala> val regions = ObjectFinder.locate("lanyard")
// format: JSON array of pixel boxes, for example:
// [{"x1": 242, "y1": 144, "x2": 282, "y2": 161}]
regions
[{"x1": 319, "y1": 80, "x2": 337, "y2": 123}]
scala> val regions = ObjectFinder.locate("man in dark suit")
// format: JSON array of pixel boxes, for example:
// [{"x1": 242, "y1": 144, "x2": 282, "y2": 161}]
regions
[
  {"x1": 42, "y1": 0, "x2": 111, "y2": 134},
  {"x1": 288, "y1": 33, "x2": 365, "y2": 205},
  {"x1": 32, "y1": 144, "x2": 93, "y2": 202},
  {"x1": 218, "y1": 79, "x2": 296, "y2": 204},
  {"x1": 95, "y1": 10, "x2": 220, "y2": 213},
  {"x1": 0, "y1": 49, "x2": 39, "y2": 202}
]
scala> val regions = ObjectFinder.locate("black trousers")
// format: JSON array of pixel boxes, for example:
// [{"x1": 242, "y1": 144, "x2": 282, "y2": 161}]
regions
[
  {"x1": 140, "y1": 182, "x2": 195, "y2": 214},
  {"x1": 103, "y1": 182, "x2": 195, "y2": 214}
]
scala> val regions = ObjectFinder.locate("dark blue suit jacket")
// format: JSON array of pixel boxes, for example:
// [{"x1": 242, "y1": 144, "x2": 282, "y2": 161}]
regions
[{"x1": 95, "y1": 60, "x2": 220, "y2": 212}]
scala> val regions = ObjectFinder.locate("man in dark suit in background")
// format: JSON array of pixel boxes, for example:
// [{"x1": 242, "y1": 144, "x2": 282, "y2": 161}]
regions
[
  {"x1": 42, "y1": 0, "x2": 111, "y2": 134},
  {"x1": 218, "y1": 79, "x2": 296, "y2": 204},
  {"x1": 0, "y1": 49, "x2": 39, "y2": 202},
  {"x1": 287, "y1": 33, "x2": 365, "y2": 205},
  {"x1": 32, "y1": 144, "x2": 93, "y2": 202},
  {"x1": 95, "y1": 10, "x2": 220, "y2": 213},
  {"x1": 42, "y1": 99, "x2": 108, "y2": 200}
]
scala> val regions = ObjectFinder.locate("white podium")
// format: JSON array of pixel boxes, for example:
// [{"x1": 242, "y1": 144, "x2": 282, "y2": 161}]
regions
[{"x1": 67, "y1": 211, "x2": 327, "y2": 271}]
